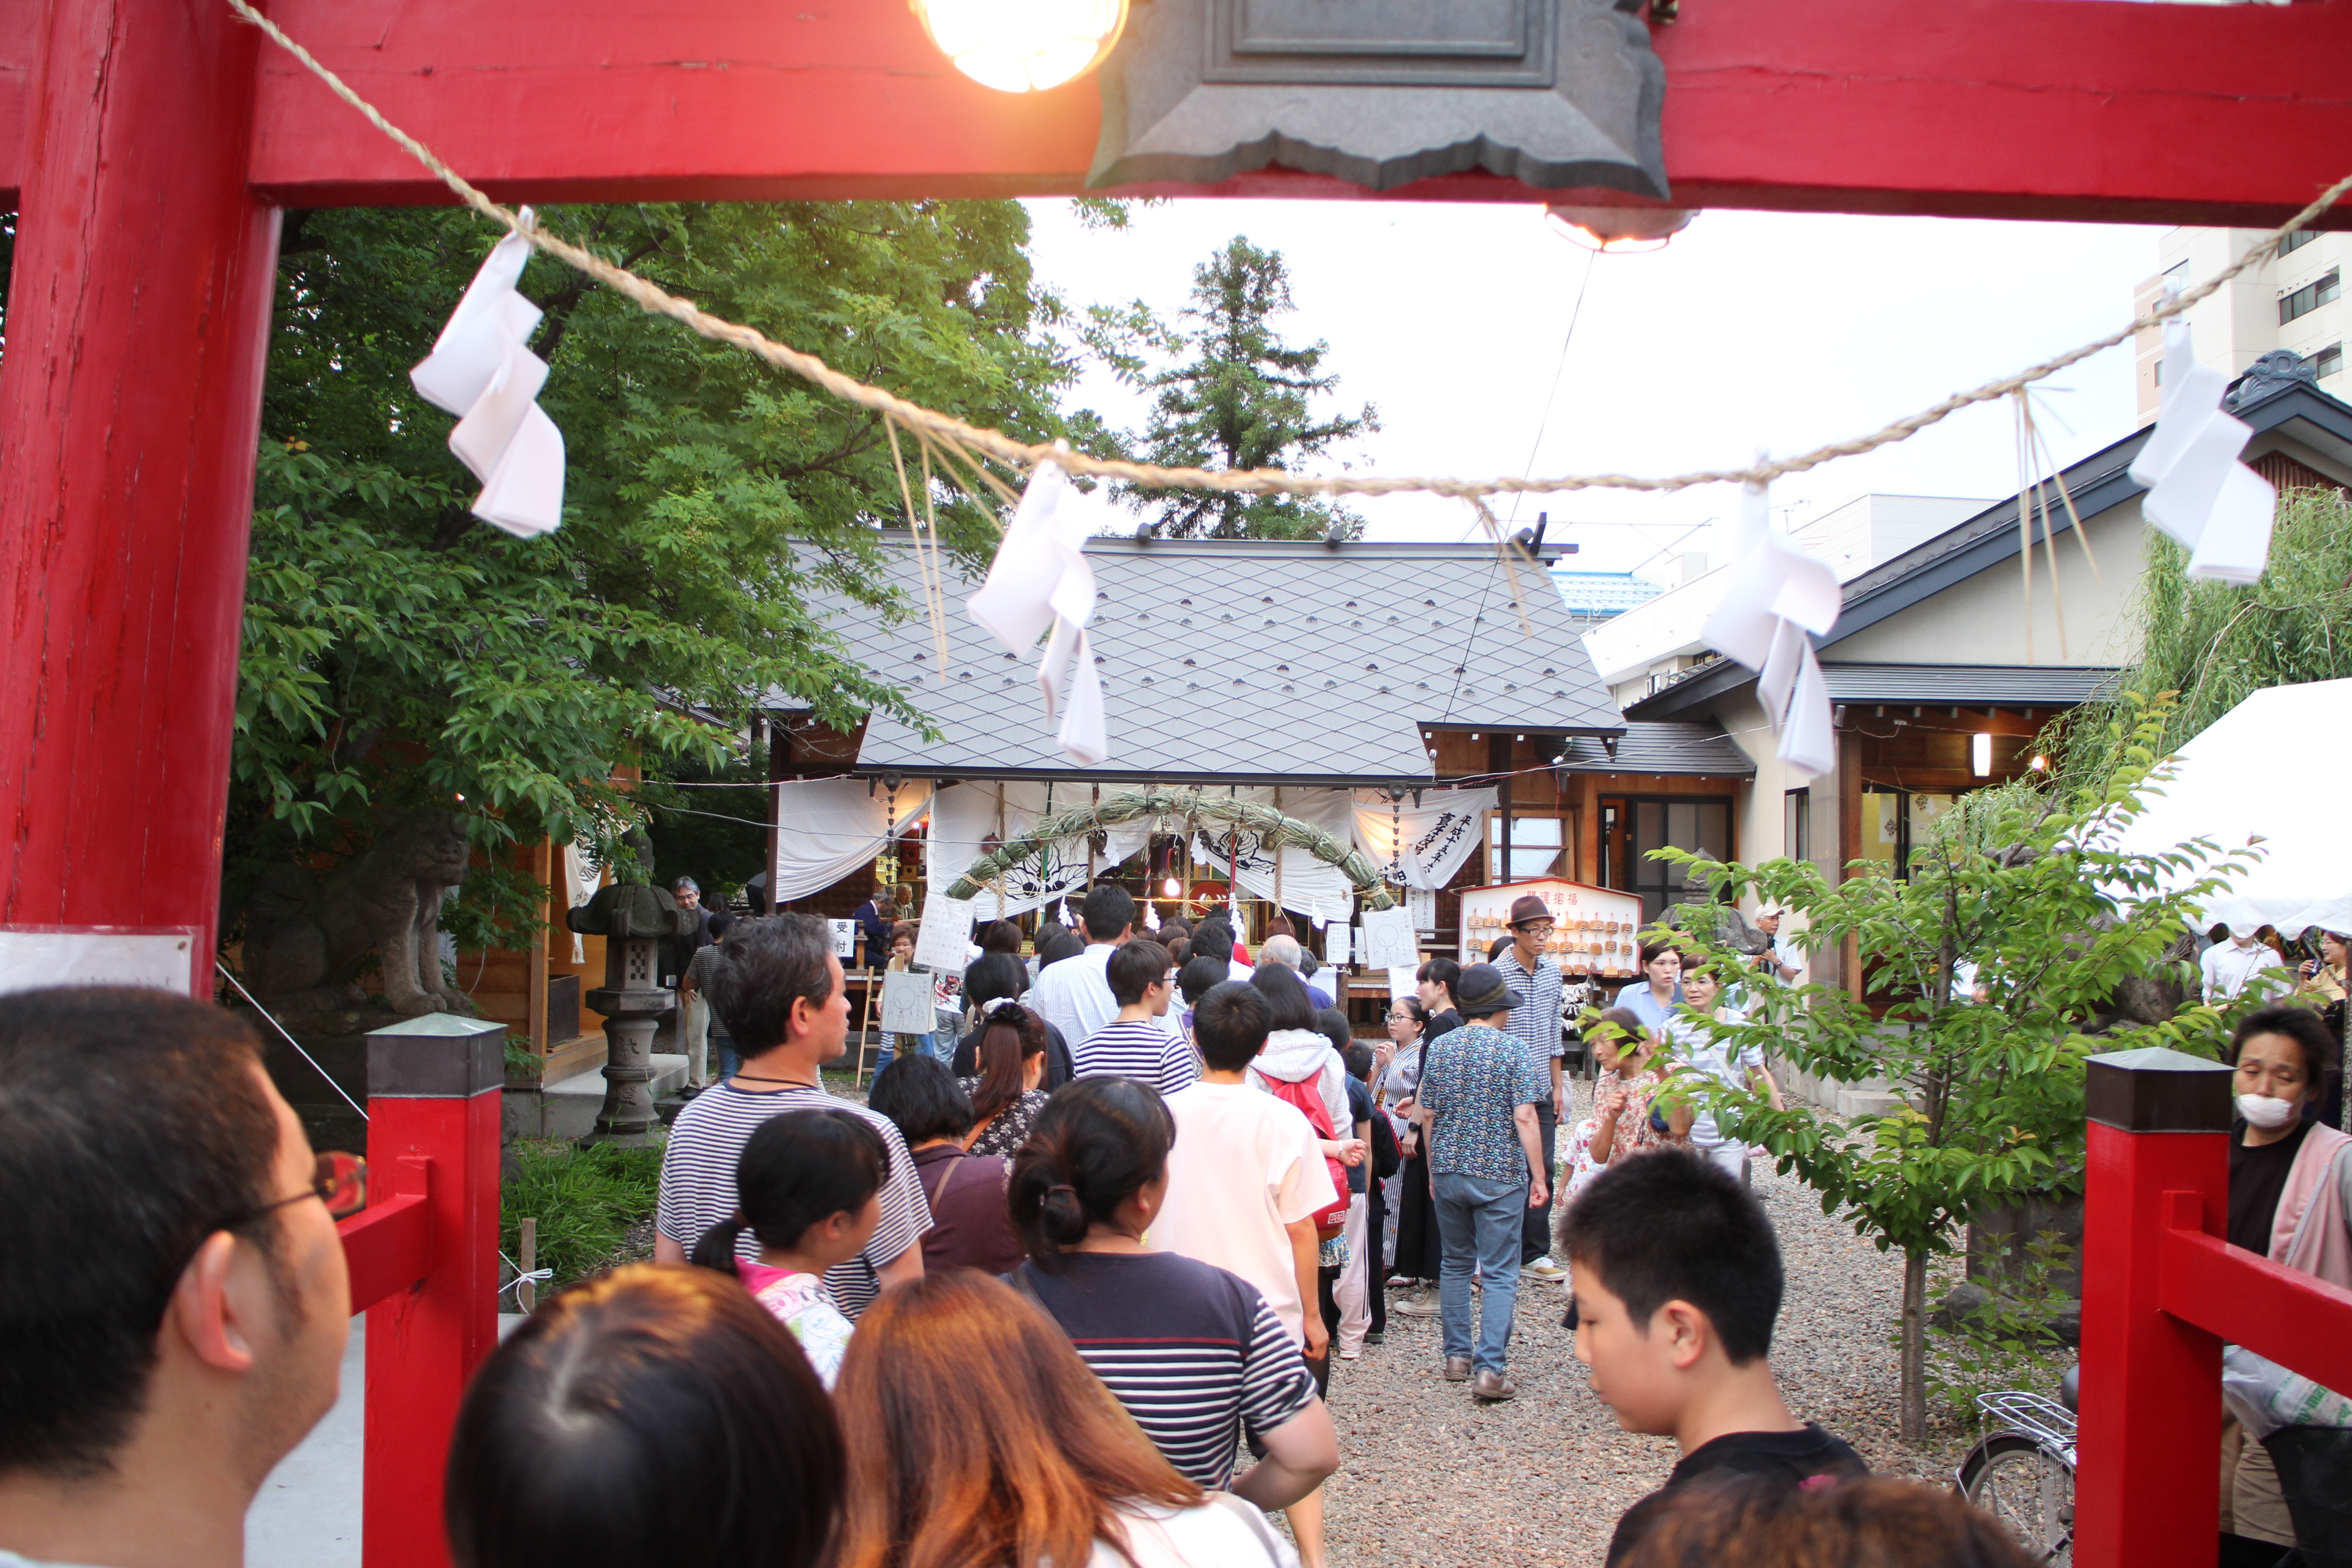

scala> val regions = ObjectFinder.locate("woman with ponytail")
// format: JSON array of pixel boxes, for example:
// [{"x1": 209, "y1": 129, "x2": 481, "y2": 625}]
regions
[
  {"x1": 690, "y1": 1108, "x2": 888, "y2": 1390},
  {"x1": 957, "y1": 998, "x2": 1052, "y2": 1156},
  {"x1": 1008, "y1": 1079, "x2": 1338, "y2": 1510}
]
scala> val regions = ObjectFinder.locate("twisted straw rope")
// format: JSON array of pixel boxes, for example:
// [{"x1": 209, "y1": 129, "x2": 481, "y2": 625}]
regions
[{"x1": 230, "y1": 0, "x2": 2352, "y2": 500}]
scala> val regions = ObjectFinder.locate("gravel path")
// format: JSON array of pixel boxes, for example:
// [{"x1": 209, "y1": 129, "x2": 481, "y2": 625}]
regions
[{"x1": 1311, "y1": 1087, "x2": 1968, "y2": 1568}]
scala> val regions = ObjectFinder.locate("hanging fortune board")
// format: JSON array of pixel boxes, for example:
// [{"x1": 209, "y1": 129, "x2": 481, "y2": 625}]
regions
[{"x1": 878, "y1": 969, "x2": 937, "y2": 1036}]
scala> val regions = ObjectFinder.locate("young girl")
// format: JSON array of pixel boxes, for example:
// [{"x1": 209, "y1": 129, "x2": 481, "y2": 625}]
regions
[
  {"x1": 691, "y1": 1108, "x2": 888, "y2": 1390},
  {"x1": 1588, "y1": 1006, "x2": 1691, "y2": 1164}
]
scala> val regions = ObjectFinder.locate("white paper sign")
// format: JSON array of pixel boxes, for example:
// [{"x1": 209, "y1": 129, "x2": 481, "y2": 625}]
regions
[
  {"x1": 1326, "y1": 925, "x2": 1352, "y2": 966},
  {"x1": 828, "y1": 920, "x2": 858, "y2": 960},
  {"x1": 1360, "y1": 905, "x2": 1419, "y2": 969},
  {"x1": 913, "y1": 894, "x2": 976, "y2": 973},
  {"x1": 0, "y1": 928, "x2": 199, "y2": 997},
  {"x1": 1387, "y1": 965, "x2": 1421, "y2": 999},
  {"x1": 879, "y1": 969, "x2": 937, "y2": 1036}
]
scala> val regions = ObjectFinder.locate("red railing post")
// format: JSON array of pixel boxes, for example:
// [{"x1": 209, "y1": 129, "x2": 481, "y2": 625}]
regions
[
  {"x1": 2077, "y1": 1046, "x2": 2235, "y2": 1568},
  {"x1": 361, "y1": 1014, "x2": 508, "y2": 1568}
]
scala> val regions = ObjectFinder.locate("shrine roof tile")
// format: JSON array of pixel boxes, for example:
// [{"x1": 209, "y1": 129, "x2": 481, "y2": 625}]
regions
[{"x1": 785, "y1": 535, "x2": 1622, "y2": 784}]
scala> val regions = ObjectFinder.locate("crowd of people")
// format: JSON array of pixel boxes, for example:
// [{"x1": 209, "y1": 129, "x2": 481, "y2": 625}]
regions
[{"x1": 57, "y1": 884, "x2": 2352, "y2": 1568}]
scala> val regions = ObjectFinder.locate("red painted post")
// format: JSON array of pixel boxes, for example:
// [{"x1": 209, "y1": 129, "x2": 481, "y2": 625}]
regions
[
  {"x1": 0, "y1": 0, "x2": 278, "y2": 986},
  {"x1": 362, "y1": 1015, "x2": 508, "y2": 1568},
  {"x1": 2076, "y1": 1046, "x2": 2236, "y2": 1568}
]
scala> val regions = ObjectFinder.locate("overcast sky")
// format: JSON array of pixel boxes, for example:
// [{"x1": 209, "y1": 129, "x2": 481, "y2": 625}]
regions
[{"x1": 1024, "y1": 199, "x2": 2166, "y2": 576}]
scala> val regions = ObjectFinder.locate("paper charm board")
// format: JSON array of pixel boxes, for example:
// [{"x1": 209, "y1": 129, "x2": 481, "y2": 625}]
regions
[
  {"x1": 1456, "y1": 878, "x2": 1643, "y2": 979},
  {"x1": 878, "y1": 969, "x2": 938, "y2": 1036}
]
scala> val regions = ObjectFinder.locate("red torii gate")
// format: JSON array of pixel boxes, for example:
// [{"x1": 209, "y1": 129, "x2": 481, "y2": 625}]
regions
[
  {"x1": 0, "y1": 4, "x2": 2350, "y2": 1565},
  {"x1": 2, "y1": 0, "x2": 2350, "y2": 971}
]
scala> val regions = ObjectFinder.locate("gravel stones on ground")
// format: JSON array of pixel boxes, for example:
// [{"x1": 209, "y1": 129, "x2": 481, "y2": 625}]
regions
[{"x1": 1313, "y1": 1089, "x2": 1967, "y2": 1567}]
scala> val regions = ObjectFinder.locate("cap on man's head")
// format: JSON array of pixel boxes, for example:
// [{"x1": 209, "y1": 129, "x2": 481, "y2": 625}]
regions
[
  {"x1": 1455, "y1": 963, "x2": 1513, "y2": 1015},
  {"x1": 1507, "y1": 895, "x2": 1552, "y2": 928}
]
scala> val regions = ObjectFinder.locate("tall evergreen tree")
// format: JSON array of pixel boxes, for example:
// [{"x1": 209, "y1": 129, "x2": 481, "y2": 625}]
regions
[{"x1": 1113, "y1": 237, "x2": 1377, "y2": 540}]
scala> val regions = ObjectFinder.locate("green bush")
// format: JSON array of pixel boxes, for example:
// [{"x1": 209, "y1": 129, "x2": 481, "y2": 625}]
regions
[{"x1": 501, "y1": 1139, "x2": 663, "y2": 1294}]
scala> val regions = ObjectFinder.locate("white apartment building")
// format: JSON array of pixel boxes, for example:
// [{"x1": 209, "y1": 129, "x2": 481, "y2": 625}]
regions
[{"x1": 2135, "y1": 226, "x2": 2347, "y2": 424}]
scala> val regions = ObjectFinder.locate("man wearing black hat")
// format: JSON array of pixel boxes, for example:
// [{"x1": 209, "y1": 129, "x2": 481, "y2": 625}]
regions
[
  {"x1": 1414, "y1": 962, "x2": 1550, "y2": 1402},
  {"x1": 1496, "y1": 893, "x2": 1568, "y2": 1280}
]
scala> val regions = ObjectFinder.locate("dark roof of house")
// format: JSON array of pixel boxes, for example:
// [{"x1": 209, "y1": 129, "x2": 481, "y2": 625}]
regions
[
  {"x1": 1623, "y1": 379, "x2": 2352, "y2": 724},
  {"x1": 1556, "y1": 721, "x2": 1757, "y2": 776},
  {"x1": 789, "y1": 535, "x2": 1622, "y2": 785},
  {"x1": 1628, "y1": 659, "x2": 2122, "y2": 716}
]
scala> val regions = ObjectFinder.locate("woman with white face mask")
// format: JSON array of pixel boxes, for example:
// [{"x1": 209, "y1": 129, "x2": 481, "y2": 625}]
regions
[{"x1": 2221, "y1": 1005, "x2": 2352, "y2": 1553}]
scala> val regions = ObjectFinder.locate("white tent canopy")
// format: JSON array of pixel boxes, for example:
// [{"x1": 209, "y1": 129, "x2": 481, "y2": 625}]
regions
[{"x1": 2110, "y1": 677, "x2": 2352, "y2": 938}]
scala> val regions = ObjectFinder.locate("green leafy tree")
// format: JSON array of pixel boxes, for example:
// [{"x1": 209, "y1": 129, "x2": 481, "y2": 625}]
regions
[
  {"x1": 233, "y1": 200, "x2": 1096, "y2": 946},
  {"x1": 1652, "y1": 698, "x2": 2258, "y2": 1442},
  {"x1": 2054, "y1": 485, "x2": 2352, "y2": 785},
  {"x1": 1096, "y1": 236, "x2": 1377, "y2": 539}
]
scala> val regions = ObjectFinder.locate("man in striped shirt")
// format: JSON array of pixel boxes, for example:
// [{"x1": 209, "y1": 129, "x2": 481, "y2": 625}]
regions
[
  {"x1": 655, "y1": 914, "x2": 930, "y2": 1316},
  {"x1": 1071, "y1": 938, "x2": 1200, "y2": 1096}
]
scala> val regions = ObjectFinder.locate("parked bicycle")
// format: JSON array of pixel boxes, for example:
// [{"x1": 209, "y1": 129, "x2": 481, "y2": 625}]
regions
[{"x1": 1956, "y1": 1367, "x2": 2077, "y2": 1565}]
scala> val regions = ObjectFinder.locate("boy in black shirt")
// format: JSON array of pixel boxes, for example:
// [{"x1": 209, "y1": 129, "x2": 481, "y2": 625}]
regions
[{"x1": 1564, "y1": 1150, "x2": 1865, "y2": 1564}]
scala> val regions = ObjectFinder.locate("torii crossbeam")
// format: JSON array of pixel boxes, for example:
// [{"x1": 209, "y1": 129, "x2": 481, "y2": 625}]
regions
[{"x1": 1, "y1": 0, "x2": 2349, "y2": 972}]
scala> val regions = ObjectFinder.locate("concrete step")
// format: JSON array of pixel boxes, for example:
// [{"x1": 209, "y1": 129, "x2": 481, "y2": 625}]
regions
[{"x1": 536, "y1": 1053, "x2": 687, "y2": 1140}]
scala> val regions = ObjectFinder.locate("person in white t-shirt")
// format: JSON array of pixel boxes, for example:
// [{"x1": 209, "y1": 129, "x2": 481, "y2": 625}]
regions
[
  {"x1": 2204, "y1": 924, "x2": 2288, "y2": 1003},
  {"x1": 831, "y1": 1269, "x2": 1299, "y2": 1568},
  {"x1": 1753, "y1": 908, "x2": 1803, "y2": 984},
  {"x1": 1154, "y1": 981, "x2": 1344, "y2": 1568},
  {"x1": 1031, "y1": 885, "x2": 1135, "y2": 1053}
]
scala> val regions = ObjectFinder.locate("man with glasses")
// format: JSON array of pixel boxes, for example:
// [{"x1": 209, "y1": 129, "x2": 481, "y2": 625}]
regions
[
  {"x1": 1495, "y1": 894, "x2": 1570, "y2": 1282},
  {"x1": 0, "y1": 987, "x2": 355, "y2": 1568}
]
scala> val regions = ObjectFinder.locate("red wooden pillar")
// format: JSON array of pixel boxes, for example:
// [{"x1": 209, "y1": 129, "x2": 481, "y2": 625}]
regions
[
  {"x1": 2076, "y1": 1046, "x2": 2236, "y2": 1568},
  {"x1": 362, "y1": 1015, "x2": 507, "y2": 1568},
  {"x1": 0, "y1": 0, "x2": 278, "y2": 985}
]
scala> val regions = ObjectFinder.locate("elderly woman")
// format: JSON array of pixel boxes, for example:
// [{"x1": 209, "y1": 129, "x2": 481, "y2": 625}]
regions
[{"x1": 2220, "y1": 1005, "x2": 2352, "y2": 1553}]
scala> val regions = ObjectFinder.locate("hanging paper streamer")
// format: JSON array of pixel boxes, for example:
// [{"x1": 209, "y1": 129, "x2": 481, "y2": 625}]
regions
[
  {"x1": 966, "y1": 457, "x2": 1110, "y2": 765},
  {"x1": 409, "y1": 213, "x2": 567, "y2": 539},
  {"x1": 1704, "y1": 480, "x2": 1840, "y2": 778},
  {"x1": 2129, "y1": 318, "x2": 2277, "y2": 587}
]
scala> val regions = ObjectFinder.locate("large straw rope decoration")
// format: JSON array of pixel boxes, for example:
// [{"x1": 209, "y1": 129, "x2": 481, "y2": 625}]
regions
[{"x1": 943, "y1": 789, "x2": 1396, "y2": 912}]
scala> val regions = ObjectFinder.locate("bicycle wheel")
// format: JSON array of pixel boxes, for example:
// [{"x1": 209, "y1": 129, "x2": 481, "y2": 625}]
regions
[{"x1": 1960, "y1": 1432, "x2": 2075, "y2": 1565}]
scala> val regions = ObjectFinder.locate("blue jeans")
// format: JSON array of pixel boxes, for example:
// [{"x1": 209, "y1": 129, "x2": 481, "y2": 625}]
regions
[
  {"x1": 1434, "y1": 1171, "x2": 1528, "y2": 1375},
  {"x1": 716, "y1": 1038, "x2": 739, "y2": 1083},
  {"x1": 874, "y1": 1032, "x2": 935, "y2": 1077}
]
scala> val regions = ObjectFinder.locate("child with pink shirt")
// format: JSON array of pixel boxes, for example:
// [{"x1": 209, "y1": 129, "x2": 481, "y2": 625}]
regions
[{"x1": 691, "y1": 1108, "x2": 890, "y2": 1390}]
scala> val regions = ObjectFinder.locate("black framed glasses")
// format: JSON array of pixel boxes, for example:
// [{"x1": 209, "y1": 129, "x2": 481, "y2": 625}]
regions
[{"x1": 219, "y1": 1151, "x2": 369, "y2": 1231}]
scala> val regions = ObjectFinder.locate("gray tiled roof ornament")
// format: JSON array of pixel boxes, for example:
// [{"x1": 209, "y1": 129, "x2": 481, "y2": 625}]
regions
[{"x1": 2225, "y1": 349, "x2": 2319, "y2": 413}]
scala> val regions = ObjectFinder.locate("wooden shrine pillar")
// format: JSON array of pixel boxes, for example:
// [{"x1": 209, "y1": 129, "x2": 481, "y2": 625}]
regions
[{"x1": 0, "y1": 0, "x2": 279, "y2": 986}]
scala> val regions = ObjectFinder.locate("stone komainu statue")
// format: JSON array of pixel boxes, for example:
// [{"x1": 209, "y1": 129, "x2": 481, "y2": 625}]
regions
[{"x1": 242, "y1": 810, "x2": 478, "y2": 1018}]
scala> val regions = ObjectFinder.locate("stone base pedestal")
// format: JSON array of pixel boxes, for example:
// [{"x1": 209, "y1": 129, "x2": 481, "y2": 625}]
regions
[
  {"x1": 240, "y1": 1002, "x2": 403, "y2": 1158},
  {"x1": 580, "y1": 988, "x2": 671, "y2": 1146}
]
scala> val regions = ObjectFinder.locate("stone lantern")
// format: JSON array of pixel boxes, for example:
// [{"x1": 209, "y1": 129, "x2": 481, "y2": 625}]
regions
[{"x1": 564, "y1": 880, "x2": 697, "y2": 1145}]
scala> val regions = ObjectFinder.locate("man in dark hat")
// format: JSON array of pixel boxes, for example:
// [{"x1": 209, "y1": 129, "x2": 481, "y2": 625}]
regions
[
  {"x1": 1496, "y1": 893, "x2": 1569, "y2": 1281},
  {"x1": 1413, "y1": 962, "x2": 1550, "y2": 1402}
]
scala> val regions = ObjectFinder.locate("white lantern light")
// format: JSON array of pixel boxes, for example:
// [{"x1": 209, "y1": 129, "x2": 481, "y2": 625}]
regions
[
  {"x1": 910, "y1": 0, "x2": 1129, "y2": 93},
  {"x1": 1544, "y1": 203, "x2": 1693, "y2": 255},
  {"x1": 1162, "y1": 876, "x2": 1181, "y2": 898}
]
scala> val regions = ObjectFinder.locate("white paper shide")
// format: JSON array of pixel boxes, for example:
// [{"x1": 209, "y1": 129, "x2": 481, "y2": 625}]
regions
[
  {"x1": 410, "y1": 213, "x2": 567, "y2": 539},
  {"x1": 2129, "y1": 318, "x2": 2277, "y2": 586},
  {"x1": 1703, "y1": 481, "x2": 1840, "y2": 777},
  {"x1": 967, "y1": 458, "x2": 1109, "y2": 765}
]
